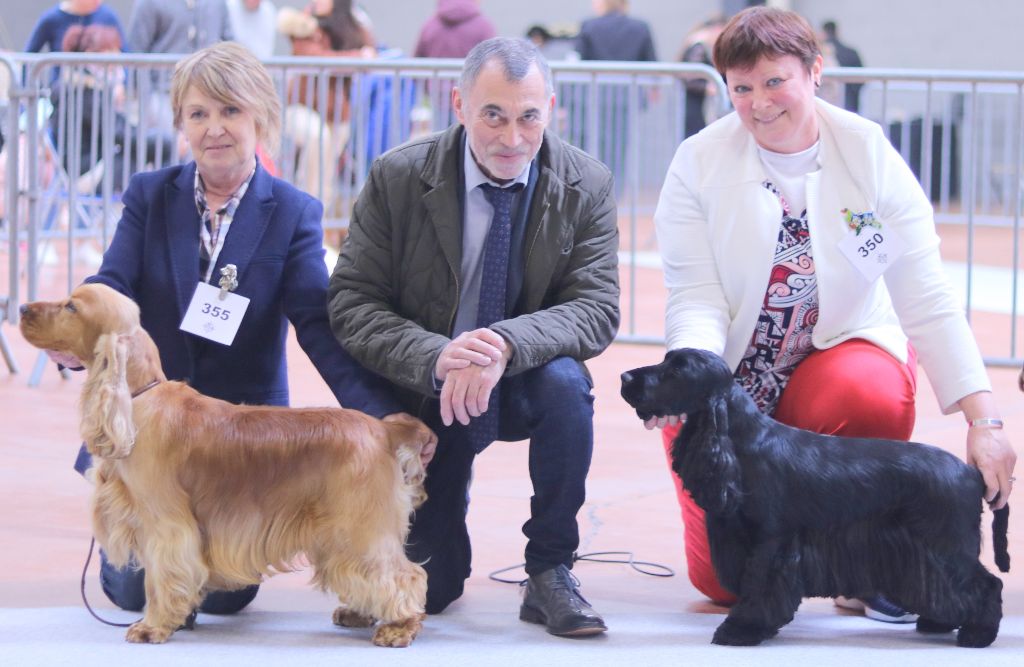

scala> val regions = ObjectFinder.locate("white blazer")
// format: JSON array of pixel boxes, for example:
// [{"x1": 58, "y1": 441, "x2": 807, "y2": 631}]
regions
[{"x1": 653, "y1": 98, "x2": 989, "y2": 413}]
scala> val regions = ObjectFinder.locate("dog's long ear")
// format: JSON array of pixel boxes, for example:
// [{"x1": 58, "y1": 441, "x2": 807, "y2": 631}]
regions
[
  {"x1": 80, "y1": 333, "x2": 137, "y2": 459},
  {"x1": 678, "y1": 392, "x2": 743, "y2": 516}
]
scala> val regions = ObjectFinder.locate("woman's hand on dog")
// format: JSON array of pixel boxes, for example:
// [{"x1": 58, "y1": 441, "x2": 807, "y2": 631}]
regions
[
  {"x1": 960, "y1": 391, "x2": 1017, "y2": 509},
  {"x1": 967, "y1": 426, "x2": 1017, "y2": 509},
  {"x1": 644, "y1": 414, "x2": 686, "y2": 430}
]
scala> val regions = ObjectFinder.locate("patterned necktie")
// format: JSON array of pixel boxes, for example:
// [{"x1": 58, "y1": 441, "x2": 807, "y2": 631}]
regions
[{"x1": 467, "y1": 182, "x2": 523, "y2": 452}]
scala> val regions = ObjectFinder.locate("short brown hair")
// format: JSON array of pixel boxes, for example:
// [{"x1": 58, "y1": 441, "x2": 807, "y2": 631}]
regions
[
  {"x1": 712, "y1": 7, "x2": 820, "y2": 79},
  {"x1": 170, "y1": 41, "x2": 281, "y2": 154}
]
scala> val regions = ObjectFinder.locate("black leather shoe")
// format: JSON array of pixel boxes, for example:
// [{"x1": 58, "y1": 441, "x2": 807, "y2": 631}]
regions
[
  {"x1": 177, "y1": 609, "x2": 197, "y2": 631},
  {"x1": 519, "y1": 564, "x2": 607, "y2": 637}
]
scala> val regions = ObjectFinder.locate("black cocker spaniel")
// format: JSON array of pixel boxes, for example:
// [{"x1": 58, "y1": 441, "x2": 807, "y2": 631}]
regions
[{"x1": 621, "y1": 348, "x2": 1010, "y2": 648}]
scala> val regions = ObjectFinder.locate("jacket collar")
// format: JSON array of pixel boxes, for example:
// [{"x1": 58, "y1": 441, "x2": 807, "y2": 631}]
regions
[
  {"x1": 419, "y1": 125, "x2": 578, "y2": 297},
  {"x1": 165, "y1": 160, "x2": 276, "y2": 315},
  {"x1": 421, "y1": 127, "x2": 466, "y2": 278}
]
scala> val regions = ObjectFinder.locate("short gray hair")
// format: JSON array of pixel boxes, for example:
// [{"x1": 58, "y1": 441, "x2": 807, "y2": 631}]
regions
[{"x1": 459, "y1": 37, "x2": 553, "y2": 97}]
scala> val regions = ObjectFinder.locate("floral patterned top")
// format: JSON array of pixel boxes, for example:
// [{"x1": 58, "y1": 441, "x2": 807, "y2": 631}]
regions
[{"x1": 734, "y1": 181, "x2": 819, "y2": 415}]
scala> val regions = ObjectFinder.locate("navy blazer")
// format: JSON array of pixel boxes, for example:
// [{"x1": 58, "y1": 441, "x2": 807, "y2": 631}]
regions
[{"x1": 86, "y1": 161, "x2": 400, "y2": 417}]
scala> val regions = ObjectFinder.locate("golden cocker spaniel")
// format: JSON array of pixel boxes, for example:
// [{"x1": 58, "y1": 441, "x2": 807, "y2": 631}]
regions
[{"x1": 19, "y1": 284, "x2": 435, "y2": 647}]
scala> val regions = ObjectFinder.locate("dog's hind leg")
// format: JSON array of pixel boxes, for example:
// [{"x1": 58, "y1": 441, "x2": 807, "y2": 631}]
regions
[
  {"x1": 315, "y1": 551, "x2": 379, "y2": 632},
  {"x1": 366, "y1": 554, "x2": 427, "y2": 647},
  {"x1": 332, "y1": 606, "x2": 376, "y2": 628},
  {"x1": 954, "y1": 565, "x2": 1003, "y2": 648},
  {"x1": 317, "y1": 544, "x2": 427, "y2": 647},
  {"x1": 712, "y1": 540, "x2": 802, "y2": 646}
]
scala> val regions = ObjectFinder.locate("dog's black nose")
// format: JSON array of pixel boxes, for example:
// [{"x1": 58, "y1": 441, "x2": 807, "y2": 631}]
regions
[
  {"x1": 621, "y1": 371, "x2": 634, "y2": 385},
  {"x1": 18, "y1": 304, "x2": 29, "y2": 316}
]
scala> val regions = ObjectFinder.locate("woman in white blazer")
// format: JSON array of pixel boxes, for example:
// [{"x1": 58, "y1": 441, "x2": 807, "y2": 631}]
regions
[{"x1": 648, "y1": 7, "x2": 1016, "y2": 621}]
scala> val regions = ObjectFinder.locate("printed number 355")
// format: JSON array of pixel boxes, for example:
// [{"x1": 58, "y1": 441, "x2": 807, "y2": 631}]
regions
[{"x1": 201, "y1": 303, "x2": 231, "y2": 320}]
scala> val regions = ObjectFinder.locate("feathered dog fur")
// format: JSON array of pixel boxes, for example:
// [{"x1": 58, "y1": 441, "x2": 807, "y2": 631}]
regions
[
  {"x1": 19, "y1": 284, "x2": 435, "y2": 647},
  {"x1": 621, "y1": 348, "x2": 1010, "y2": 648}
]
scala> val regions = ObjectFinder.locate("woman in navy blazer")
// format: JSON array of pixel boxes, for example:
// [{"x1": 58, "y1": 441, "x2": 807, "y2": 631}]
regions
[{"x1": 75, "y1": 41, "x2": 401, "y2": 618}]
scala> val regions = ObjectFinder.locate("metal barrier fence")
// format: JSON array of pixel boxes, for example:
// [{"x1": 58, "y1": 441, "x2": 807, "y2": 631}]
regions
[
  {"x1": 823, "y1": 67, "x2": 1024, "y2": 366},
  {"x1": 1, "y1": 54, "x2": 1023, "y2": 372}
]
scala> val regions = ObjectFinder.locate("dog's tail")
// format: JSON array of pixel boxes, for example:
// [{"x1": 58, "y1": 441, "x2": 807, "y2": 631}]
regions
[
  {"x1": 383, "y1": 413, "x2": 436, "y2": 509},
  {"x1": 992, "y1": 504, "x2": 1010, "y2": 573}
]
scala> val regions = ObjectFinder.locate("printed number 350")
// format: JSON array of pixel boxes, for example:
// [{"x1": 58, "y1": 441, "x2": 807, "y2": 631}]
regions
[
  {"x1": 201, "y1": 303, "x2": 231, "y2": 320},
  {"x1": 856, "y1": 232, "x2": 884, "y2": 258}
]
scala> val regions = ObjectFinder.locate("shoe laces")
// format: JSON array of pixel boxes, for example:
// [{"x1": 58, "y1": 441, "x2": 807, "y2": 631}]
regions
[{"x1": 544, "y1": 566, "x2": 592, "y2": 607}]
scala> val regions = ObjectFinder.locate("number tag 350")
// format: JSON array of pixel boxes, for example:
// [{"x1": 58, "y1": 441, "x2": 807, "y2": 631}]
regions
[
  {"x1": 180, "y1": 282, "x2": 250, "y2": 345},
  {"x1": 838, "y1": 226, "x2": 907, "y2": 283}
]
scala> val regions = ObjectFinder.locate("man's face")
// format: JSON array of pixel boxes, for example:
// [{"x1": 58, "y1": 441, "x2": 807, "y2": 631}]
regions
[{"x1": 453, "y1": 60, "x2": 554, "y2": 184}]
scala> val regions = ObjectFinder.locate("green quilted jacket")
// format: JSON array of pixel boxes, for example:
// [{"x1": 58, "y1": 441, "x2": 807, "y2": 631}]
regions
[{"x1": 328, "y1": 124, "x2": 620, "y2": 416}]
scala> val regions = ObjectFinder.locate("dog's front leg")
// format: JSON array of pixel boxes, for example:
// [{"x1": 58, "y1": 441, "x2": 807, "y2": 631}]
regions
[
  {"x1": 125, "y1": 527, "x2": 207, "y2": 643},
  {"x1": 712, "y1": 539, "x2": 802, "y2": 646}
]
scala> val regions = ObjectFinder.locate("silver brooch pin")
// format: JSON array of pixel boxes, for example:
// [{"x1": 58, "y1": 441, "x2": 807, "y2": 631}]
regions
[{"x1": 218, "y1": 264, "x2": 238, "y2": 301}]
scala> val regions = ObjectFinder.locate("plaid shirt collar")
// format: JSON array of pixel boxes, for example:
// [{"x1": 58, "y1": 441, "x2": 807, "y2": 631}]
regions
[{"x1": 194, "y1": 166, "x2": 256, "y2": 226}]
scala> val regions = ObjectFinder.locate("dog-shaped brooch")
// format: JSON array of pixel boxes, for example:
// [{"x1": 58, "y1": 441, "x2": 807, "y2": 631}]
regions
[
  {"x1": 20, "y1": 284, "x2": 436, "y2": 647},
  {"x1": 621, "y1": 348, "x2": 1010, "y2": 648}
]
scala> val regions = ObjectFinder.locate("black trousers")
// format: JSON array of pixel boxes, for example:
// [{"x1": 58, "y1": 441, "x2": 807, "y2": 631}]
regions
[{"x1": 407, "y1": 356, "x2": 596, "y2": 614}]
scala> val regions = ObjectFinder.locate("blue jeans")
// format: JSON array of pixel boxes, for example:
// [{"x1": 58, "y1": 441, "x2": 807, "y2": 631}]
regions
[
  {"x1": 407, "y1": 356, "x2": 596, "y2": 614},
  {"x1": 99, "y1": 551, "x2": 259, "y2": 614}
]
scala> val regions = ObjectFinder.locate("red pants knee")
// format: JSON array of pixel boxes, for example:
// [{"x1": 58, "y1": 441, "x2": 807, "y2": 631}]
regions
[{"x1": 660, "y1": 339, "x2": 917, "y2": 604}]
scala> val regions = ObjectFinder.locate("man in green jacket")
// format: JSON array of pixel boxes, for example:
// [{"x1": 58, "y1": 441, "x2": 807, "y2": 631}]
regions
[{"x1": 328, "y1": 37, "x2": 619, "y2": 637}]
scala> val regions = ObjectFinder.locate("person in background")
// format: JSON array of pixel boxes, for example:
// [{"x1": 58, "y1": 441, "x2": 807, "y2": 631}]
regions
[
  {"x1": 678, "y1": 15, "x2": 724, "y2": 138},
  {"x1": 822, "y1": 19, "x2": 864, "y2": 113},
  {"x1": 576, "y1": 0, "x2": 656, "y2": 62},
  {"x1": 575, "y1": 0, "x2": 657, "y2": 190},
  {"x1": 413, "y1": 0, "x2": 495, "y2": 59},
  {"x1": 278, "y1": 0, "x2": 375, "y2": 233},
  {"x1": 50, "y1": 23, "x2": 177, "y2": 193},
  {"x1": 128, "y1": 0, "x2": 232, "y2": 55},
  {"x1": 26, "y1": 0, "x2": 126, "y2": 54},
  {"x1": 328, "y1": 37, "x2": 619, "y2": 637},
  {"x1": 648, "y1": 6, "x2": 1015, "y2": 624},
  {"x1": 127, "y1": 0, "x2": 235, "y2": 167},
  {"x1": 59, "y1": 41, "x2": 403, "y2": 619},
  {"x1": 226, "y1": 0, "x2": 278, "y2": 60}
]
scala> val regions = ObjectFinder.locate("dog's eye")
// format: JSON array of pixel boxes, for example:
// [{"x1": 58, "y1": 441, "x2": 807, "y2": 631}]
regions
[{"x1": 64, "y1": 302, "x2": 77, "y2": 313}]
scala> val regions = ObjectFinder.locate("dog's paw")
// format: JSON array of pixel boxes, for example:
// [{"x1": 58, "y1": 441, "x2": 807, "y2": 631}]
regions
[
  {"x1": 956, "y1": 624, "x2": 998, "y2": 648},
  {"x1": 125, "y1": 622, "x2": 173, "y2": 644},
  {"x1": 916, "y1": 617, "x2": 957, "y2": 634},
  {"x1": 333, "y1": 606, "x2": 376, "y2": 628},
  {"x1": 712, "y1": 618, "x2": 769, "y2": 646},
  {"x1": 372, "y1": 615, "x2": 423, "y2": 647}
]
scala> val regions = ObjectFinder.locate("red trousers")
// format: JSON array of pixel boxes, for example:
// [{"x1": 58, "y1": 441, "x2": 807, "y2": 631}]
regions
[{"x1": 661, "y1": 339, "x2": 918, "y2": 605}]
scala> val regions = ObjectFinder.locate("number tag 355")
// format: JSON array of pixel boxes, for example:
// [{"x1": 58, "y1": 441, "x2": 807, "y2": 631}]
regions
[
  {"x1": 180, "y1": 282, "x2": 250, "y2": 345},
  {"x1": 838, "y1": 226, "x2": 908, "y2": 283}
]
